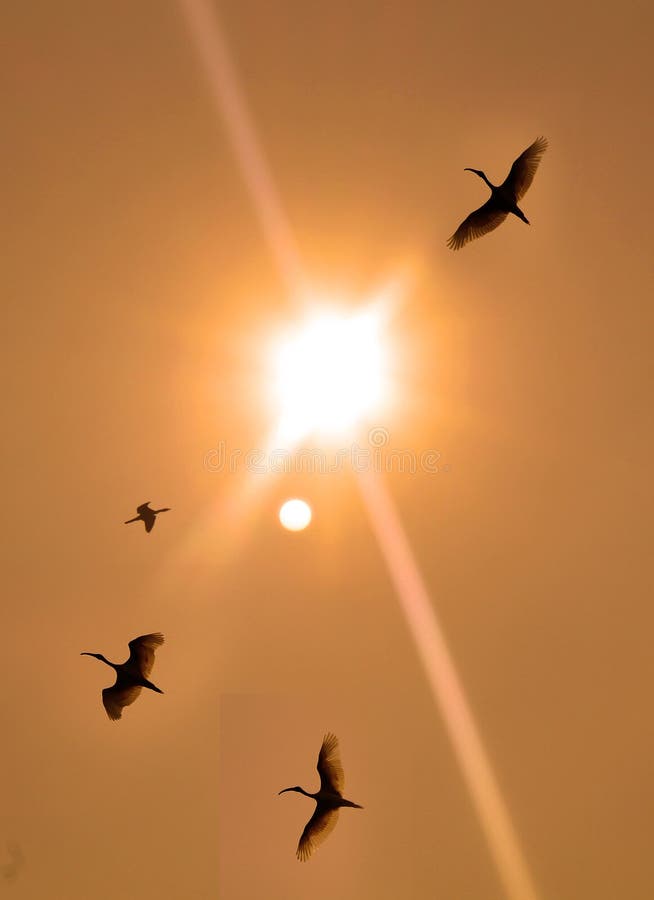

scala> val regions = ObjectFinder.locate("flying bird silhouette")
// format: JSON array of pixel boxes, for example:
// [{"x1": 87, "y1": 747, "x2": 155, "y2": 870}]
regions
[
  {"x1": 124, "y1": 502, "x2": 170, "y2": 533},
  {"x1": 81, "y1": 633, "x2": 165, "y2": 720},
  {"x1": 447, "y1": 137, "x2": 548, "y2": 250},
  {"x1": 279, "y1": 733, "x2": 363, "y2": 861}
]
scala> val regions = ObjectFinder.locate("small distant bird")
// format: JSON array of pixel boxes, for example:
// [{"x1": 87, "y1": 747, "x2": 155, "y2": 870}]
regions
[
  {"x1": 279, "y1": 733, "x2": 363, "y2": 861},
  {"x1": 81, "y1": 633, "x2": 165, "y2": 720},
  {"x1": 1, "y1": 842, "x2": 24, "y2": 883},
  {"x1": 447, "y1": 137, "x2": 548, "y2": 250},
  {"x1": 124, "y1": 502, "x2": 170, "y2": 533}
]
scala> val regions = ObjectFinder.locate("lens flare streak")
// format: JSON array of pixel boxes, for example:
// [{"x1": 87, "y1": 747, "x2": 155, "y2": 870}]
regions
[
  {"x1": 179, "y1": 0, "x2": 304, "y2": 289},
  {"x1": 357, "y1": 470, "x2": 539, "y2": 900}
]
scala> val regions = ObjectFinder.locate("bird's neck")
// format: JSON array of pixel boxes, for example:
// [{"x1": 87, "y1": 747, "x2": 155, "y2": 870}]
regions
[
  {"x1": 478, "y1": 171, "x2": 494, "y2": 190},
  {"x1": 296, "y1": 787, "x2": 315, "y2": 798},
  {"x1": 92, "y1": 653, "x2": 116, "y2": 669}
]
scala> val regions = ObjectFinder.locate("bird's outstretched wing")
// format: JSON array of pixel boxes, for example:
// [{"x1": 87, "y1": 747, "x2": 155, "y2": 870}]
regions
[
  {"x1": 297, "y1": 807, "x2": 340, "y2": 861},
  {"x1": 102, "y1": 684, "x2": 142, "y2": 720},
  {"x1": 447, "y1": 201, "x2": 508, "y2": 250},
  {"x1": 127, "y1": 632, "x2": 164, "y2": 678},
  {"x1": 317, "y1": 732, "x2": 344, "y2": 794},
  {"x1": 136, "y1": 502, "x2": 152, "y2": 515},
  {"x1": 502, "y1": 136, "x2": 548, "y2": 201}
]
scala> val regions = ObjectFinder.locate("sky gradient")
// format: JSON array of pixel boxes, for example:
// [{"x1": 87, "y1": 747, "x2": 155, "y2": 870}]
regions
[{"x1": 3, "y1": 1, "x2": 654, "y2": 898}]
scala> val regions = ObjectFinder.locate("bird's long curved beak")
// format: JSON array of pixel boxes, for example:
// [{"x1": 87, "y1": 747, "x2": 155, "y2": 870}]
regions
[{"x1": 278, "y1": 787, "x2": 293, "y2": 794}]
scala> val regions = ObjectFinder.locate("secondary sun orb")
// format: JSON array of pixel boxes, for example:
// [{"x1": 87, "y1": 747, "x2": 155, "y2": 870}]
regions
[{"x1": 279, "y1": 499, "x2": 312, "y2": 531}]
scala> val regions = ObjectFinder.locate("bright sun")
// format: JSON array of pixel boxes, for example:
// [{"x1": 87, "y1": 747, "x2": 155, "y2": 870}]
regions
[{"x1": 273, "y1": 309, "x2": 385, "y2": 444}]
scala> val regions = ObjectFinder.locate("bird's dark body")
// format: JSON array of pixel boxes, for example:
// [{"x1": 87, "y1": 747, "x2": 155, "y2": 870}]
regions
[
  {"x1": 493, "y1": 184, "x2": 528, "y2": 221},
  {"x1": 115, "y1": 666, "x2": 162, "y2": 693},
  {"x1": 323, "y1": 792, "x2": 361, "y2": 808},
  {"x1": 284, "y1": 786, "x2": 362, "y2": 810},
  {"x1": 467, "y1": 171, "x2": 529, "y2": 221}
]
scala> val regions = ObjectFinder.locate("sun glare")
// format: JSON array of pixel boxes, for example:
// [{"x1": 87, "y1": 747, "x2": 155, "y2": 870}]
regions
[{"x1": 273, "y1": 309, "x2": 385, "y2": 444}]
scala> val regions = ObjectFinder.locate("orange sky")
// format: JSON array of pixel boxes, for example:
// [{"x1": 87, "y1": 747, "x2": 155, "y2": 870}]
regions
[{"x1": 3, "y1": 1, "x2": 654, "y2": 899}]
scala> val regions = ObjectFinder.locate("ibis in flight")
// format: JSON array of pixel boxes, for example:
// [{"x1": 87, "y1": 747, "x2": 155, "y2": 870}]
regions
[
  {"x1": 124, "y1": 502, "x2": 170, "y2": 533},
  {"x1": 447, "y1": 136, "x2": 548, "y2": 250},
  {"x1": 81, "y1": 633, "x2": 165, "y2": 720},
  {"x1": 279, "y1": 732, "x2": 363, "y2": 860}
]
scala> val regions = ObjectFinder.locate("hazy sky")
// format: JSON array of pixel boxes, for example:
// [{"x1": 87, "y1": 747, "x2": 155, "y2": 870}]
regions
[{"x1": 3, "y1": 1, "x2": 654, "y2": 898}]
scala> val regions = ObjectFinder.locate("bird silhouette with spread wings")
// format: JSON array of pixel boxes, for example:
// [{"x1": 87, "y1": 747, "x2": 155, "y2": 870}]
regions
[
  {"x1": 279, "y1": 733, "x2": 363, "y2": 860},
  {"x1": 124, "y1": 502, "x2": 170, "y2": 533},
  {"x1": 448, "y1": 137, "x2": 548, "y2": 250},
  {"x1": 81, "y1": 633, "x2": 165, "y2": 720}
]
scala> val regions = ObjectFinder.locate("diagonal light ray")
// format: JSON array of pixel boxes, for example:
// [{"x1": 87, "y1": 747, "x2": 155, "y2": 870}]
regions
[
  {"x1": 178, "y1": 4, "x2": 541, "y2": 898},
  {"x1": 179, "y1": 0, "x2": 304, "y2": 290},
  {"x1": 357, "y1": 469, "x2": 539, "y2": 900}
]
